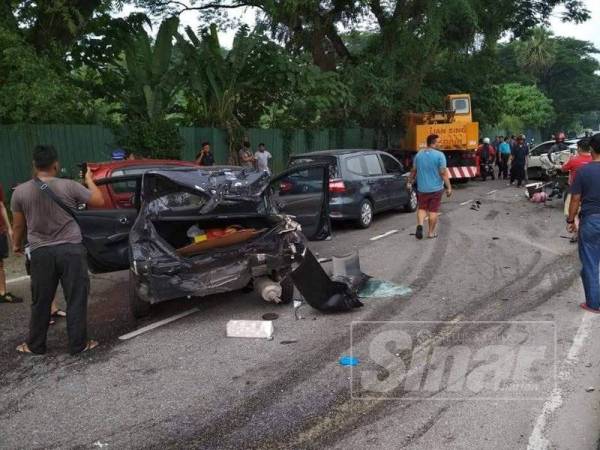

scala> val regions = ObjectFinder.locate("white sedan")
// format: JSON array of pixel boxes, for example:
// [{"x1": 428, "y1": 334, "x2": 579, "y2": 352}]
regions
[{"x1": 527, "y1": 139, "x2": 577, "y2": 180}]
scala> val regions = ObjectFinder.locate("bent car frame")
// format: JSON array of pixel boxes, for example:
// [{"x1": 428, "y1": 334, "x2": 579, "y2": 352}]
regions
[{"x1": 72, "y1": 164, "x2": 332, "y2": 317}]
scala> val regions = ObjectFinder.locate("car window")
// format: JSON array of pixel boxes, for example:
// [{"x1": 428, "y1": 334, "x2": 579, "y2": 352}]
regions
[
  {"x1": 380, "y1": 154, "x2": 403, "y2": 174},
  {"x1": 364, "y1": 154, "x2": 383, "y2": 176},
  {"x1": 289, "y1": 156, "x2": 338, "y2": 178},
  {"x1": 110, "y1": 167, "x2": 161, "y2": 193},
  {"x1": 530, "y1": 143, "x2": 552, "y2": 156},
  {"x1": 345, "y1": 156, "x2": 364, "y2": 176}
]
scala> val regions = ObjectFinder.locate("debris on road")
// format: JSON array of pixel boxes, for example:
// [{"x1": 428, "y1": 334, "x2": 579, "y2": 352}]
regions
[
  {"x1": 226, "y1": 320, "x2": 274, "y2": 339},
  {"x1": 339, "y1": 356, "x2": 359, "y2": 366},
  {"x1": 358, "y1": 279, "x2": 412, "y2": 299},
  {"x1": 261, "y1": 313, "x2": 279, "y2": 321},
  {"x1": 585, "y1": 387, "x2": 595, "y2": 392},
  {"x1": 280, "y1": 340, "x2": 298, "y2": 345},
  {"x1": 290, "y1": 249, "x2": 364, "y2": 312}
]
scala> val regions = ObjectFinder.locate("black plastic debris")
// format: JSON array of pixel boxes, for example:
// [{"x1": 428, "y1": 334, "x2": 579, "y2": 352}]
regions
[
  {"x1": 290, "y1": 248, "x2": 364, "y2": 312},
  {"x1": 262, "y1": 313, "x2": 279, "y2": 321}
]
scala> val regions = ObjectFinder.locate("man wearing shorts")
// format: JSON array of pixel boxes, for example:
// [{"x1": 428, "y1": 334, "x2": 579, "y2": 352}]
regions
[
  {"x1": 409, "y1": 134, "x2": 452, "y2": 239},
  {"x1": 0, "y1": 184, "x2": 23, "y2": 303}
]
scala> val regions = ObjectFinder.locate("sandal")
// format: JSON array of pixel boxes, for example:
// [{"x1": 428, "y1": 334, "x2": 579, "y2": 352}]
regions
[
  {"x1": 428, "y1": 234, "x2": 438, "y2": 239},
  {"x1": 75, "y1": 340, "x2": 99, "y2": 354},
  {"x1": 415, "y1": 225, "x2": 424, "y2": 240},
  {"x1": 51, "y1": 309, "x2": 67, "y2": 318},
  {"x1": 0, "y1": 293, "x2": 23, "y2": 303},
  {"x1": 16, "y1": 343, "x2": 44, "y2": 356}
]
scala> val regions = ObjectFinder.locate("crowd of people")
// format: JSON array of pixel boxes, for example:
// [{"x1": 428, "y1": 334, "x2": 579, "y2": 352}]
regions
[{"x1": 475, "y1": 134, "x2": 531, "y2": 186}]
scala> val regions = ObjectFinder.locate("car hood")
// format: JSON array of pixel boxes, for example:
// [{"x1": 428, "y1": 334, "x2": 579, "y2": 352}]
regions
[{"x1": 142, "y1": 168, "x2": 272, "y2": 214}]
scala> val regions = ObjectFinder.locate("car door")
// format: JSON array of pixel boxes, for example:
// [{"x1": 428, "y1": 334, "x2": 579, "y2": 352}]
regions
[
  {"x1": 362, "y1": 153, "x2": 387, "y2": 211},
  {"x1": 72, "y1": 176, "x2": 141, "y2": 273},
  {"x1": 379, "y1": 153, "x2": 408, "y2": 208},
  {"x1": 270, "y1": 164, "x2": 331, "y2": 241}
]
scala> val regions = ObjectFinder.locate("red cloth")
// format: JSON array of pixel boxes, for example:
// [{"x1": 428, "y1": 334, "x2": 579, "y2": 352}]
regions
[
  {"x1": 0, "y1": 184, "x2": 6, "y2": 233},
  {"x1": 476, "y1": 144, "x2": 496, "y2": 161},
  {"x1": 562, "y1": 154, "x2": 592, "y2": 185},
  {"x1": 417, "y1": 190, "x2": 443, "y2": 213}
]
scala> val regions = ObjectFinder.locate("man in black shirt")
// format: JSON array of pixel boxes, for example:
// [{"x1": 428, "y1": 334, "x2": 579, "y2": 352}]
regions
[
  {"x1": 195, "y1": 142, "x2": 215, "y2": 166},
  {"x1": 509, "y1": 135, "x2": 527, "y2": 186},
  {"x1": 568, "y1": 133, "x2": 600, "y2": 312}
]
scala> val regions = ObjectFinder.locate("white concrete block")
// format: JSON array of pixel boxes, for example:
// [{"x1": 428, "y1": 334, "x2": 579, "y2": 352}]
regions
[{"x1": 226, "y1": 320, "x2": 274, "y2": 339}]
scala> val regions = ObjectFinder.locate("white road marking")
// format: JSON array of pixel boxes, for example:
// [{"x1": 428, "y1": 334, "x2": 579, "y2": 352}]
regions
[
  {"x1": 370, "y1": 230, "x2": 399, "y2": 241},
  {"x1": 487, "y1": 190, "x2": 498, "y2": 195},
  {"x1": 6, "y1": 275, "x2": 30, "y2": 284},
  {"x1": 527, "y1": 313, "x2": 596, "y2": 450},
  {"x1": 119, "y1": 308, "x2": 200, "y2": 341},
  {"x1": 460, "y1": 200, "x2": 473, "y2": 206}
]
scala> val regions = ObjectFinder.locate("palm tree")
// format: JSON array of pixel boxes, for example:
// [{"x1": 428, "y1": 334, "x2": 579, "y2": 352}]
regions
[{"x1": 516, "y1": 28, "x2": 556, "y2": 79}]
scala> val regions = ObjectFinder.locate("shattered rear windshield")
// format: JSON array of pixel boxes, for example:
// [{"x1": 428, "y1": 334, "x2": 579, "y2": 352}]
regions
[{"x1": 146, "y1": 175, "x2": 267, "y2": 215}]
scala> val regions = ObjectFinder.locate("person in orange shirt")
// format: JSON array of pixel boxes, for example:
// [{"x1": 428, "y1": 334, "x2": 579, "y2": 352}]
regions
[{"x1": 562, "y1": 138, "x2": 592, "y2": 242}]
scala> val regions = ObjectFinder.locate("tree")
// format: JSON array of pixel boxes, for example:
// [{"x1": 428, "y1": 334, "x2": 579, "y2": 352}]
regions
[
  {"x1": 496, "y1": 83, "x2": 555, "y2": 129},
  {"x1": 515, "y1": 28, "x2": 556, "y2": 79}
]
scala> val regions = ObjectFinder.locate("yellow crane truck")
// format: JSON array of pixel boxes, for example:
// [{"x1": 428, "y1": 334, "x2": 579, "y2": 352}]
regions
[{"x1": 395, "y1": 94, "x2": 480, "y2": 180}]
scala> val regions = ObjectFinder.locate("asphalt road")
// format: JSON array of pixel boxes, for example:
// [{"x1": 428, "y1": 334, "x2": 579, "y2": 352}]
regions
[{"x1": 1, "y1": 179, "x2": 599, "y2": 450}]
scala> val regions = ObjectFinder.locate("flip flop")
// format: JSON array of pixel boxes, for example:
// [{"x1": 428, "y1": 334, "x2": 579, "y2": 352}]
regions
[
  {"x1": 0, "y1": 293, "x2": 23, "y2": 303},
  {"x1": 580, "y1": 303, "x2": 600, "y2": 314},
  {"x1": 428, "y1": 234, "x2": 438, "y2": 239},
  {"x1": 75, "y1": 340, "x2": 99, "y2": 354},
  {"x1": 16, "y1": 343, "x2": 44, "y2": 356},
  {"x1": 51, "y1": 309, "x2": 67, "y2": 318}
]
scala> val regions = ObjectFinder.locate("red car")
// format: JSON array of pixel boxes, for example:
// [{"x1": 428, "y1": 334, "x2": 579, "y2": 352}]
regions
[{"x1": 88, "y1": 159, "x2": 197, "y2": 209}]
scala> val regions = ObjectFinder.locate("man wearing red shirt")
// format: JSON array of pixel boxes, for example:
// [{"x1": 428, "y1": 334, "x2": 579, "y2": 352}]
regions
[
  {"x1": 0, "y1": 184, "x2": 23, "y2": 303},
  {"x1": 562, "y1": 138, "x2": 593, "y2": 242}
]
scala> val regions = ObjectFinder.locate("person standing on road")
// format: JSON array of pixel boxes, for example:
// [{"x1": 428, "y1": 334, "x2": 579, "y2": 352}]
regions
[
  {"x1": 477, "y1": 137, "x2": 496, "y2": 181},
  {"x1": 0, "y1": 184, "x2": 23, "y2": 304},
  {"x1": 498, "y1": 137, "x2": 512, "y2": 180},
  {"x1": 11, "y1": 145, "x2": 105, "y2": 355},
  {"x1": 509, "y1": 136, "x2": 527, "y2": 187},
  {"x1": 562, "y1": 138, "x2": 592, "y2": 243},
  {"x1": 567, "y1": 134, "x2": 600, "y2": 313},
  {"x1": 409, "y1": 134, "x2": 452, "y2": 240},
  {"x1": 254, "y1": 143, "x2": 272, "y2": 174},
  {"x1": 238, "y1": 141, "x2": 255, "y2": 168}
]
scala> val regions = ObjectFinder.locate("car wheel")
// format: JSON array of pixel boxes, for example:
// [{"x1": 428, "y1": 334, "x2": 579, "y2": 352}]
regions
[
  {"x1": 279, "y1": 276, "x2": 294, "y2": 305},
  {"x1": 356, "y1": 199, "x2": 373, "y2": 228},
  {"x1": 404, "y1": 188, "x2": 418, "y2": 212},
  {"x1": 129, "y1": 270, "x2": 151, "y2": 318}
]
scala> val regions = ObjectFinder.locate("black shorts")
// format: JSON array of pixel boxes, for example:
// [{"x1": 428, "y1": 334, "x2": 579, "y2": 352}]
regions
[{"x1": 0, "y1": 233, "x2": 8, "y2": 260}]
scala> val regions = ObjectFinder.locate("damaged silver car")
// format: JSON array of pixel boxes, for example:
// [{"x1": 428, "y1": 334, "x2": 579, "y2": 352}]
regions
[{"x1": 73, "y1": 165, "x2": 332, "y2": 317}]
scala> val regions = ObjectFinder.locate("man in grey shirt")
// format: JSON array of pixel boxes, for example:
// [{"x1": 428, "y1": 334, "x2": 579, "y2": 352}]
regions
[{"x1": 11, "y1": 145, "x2": 104, "y2": 355}]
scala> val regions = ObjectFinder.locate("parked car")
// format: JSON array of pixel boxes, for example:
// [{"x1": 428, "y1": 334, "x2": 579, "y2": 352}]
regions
[
  {"x1": 527, "y1": 139, "x2": 577, "y2": 180},
  {"x1": 287, "y1": 149, "x2": 417, "y2": 228},
  {"x1": 71, "y1": 164, "x2": 331, "y2": 317},
  {"x1": 87, "y1": 159, "x2": 197, "y2": 209}
]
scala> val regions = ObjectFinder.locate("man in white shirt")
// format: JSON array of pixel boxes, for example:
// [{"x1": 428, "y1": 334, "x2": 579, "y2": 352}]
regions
[{"x1": 254, "y1": 143, "x2": 272, "y2": 174}]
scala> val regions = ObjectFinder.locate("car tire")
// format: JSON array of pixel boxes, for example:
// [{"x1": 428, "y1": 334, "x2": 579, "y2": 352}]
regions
[
  {"x1": 356, "y1": 199, "x2": 373, "y2": 229},
  {"x1": 129, "y1": 270, "x2": 151, "y2": 319},
  {"x1": 279, "y1": 276, "x2": 294, "y2": 305},
  {"x1": 404, "y1": 188, "x2": 418, "y2": 212}
]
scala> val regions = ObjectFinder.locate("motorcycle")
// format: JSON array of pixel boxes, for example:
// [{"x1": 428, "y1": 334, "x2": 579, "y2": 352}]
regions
[
  {"x1": 480, "y1": 159, "x2": 496, "y2": 181},
  {"x1": 525, "y1": 154, "x2": 568, "y2": 202}
]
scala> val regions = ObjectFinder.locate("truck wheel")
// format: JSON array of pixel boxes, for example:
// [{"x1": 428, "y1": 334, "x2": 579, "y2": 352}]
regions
[
  {"x1": 129, "y1": 270, "x2": 151, "y2": 318},
  {"x1": 356, "y1": 199, "x2": 373, "y2": 228},
  {"x1": 279, "y1": 276, "x2": 294, "y2": 305}
]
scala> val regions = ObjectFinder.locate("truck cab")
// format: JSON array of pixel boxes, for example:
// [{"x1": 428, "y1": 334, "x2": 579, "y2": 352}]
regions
[{"x1": 445, "y1": 94, "x2": 472, "y2": 123}]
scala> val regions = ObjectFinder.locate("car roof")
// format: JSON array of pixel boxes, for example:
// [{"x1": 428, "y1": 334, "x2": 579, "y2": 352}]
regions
[
  {"x1": 291, "y1": 149, "x2": 382, "y2": 158},
  {"x1": 88, "y1": 159, "x2": 197, "y2": 171}
]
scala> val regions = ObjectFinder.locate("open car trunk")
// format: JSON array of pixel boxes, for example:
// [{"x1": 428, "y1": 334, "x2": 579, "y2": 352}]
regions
[{"x1": 151, "y1": 217, "x2": 277, "y2": 257}]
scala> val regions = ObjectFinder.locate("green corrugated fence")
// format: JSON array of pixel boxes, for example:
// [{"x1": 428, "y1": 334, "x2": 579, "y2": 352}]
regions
[{"x1": 0, "y1": 125, "x2": 378, "y2": 199}]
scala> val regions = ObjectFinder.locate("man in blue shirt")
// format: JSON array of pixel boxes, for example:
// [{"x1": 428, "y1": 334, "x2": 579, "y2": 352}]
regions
[
  {"x1": 498, "y1": 136, "x2": 512, "y2": 180},
  {"x1": 409, "y1": 134, "x2": 452, "y2": 240},
  {"x1": 568, "y1": 133, "x2": 600, "y2": 312}
]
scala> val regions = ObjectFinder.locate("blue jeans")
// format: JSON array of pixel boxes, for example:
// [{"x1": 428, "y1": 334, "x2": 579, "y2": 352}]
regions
[{"x1": 579, "y1": 214, "x2": 600, "y2": 310}]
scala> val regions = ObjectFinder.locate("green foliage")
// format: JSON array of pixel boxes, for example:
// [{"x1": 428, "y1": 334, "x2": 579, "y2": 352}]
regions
[
  {"x1": 497, "y1": 83, "x2": 555, "y2": 128},
  {"x1": 116, "y1": 118, "x2": 183, "y2": 159},
  {"x1": 0, "y1": 27, "x2": 95, "y2": 123}
]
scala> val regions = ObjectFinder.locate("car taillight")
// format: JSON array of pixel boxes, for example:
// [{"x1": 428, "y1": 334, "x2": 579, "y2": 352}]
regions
[
  {"x1": 279, "y1": 180, "x2": 292, "y2": 192},
  {"x1": 329, "y1": 179, "x2": 346, "y2": 193}
]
